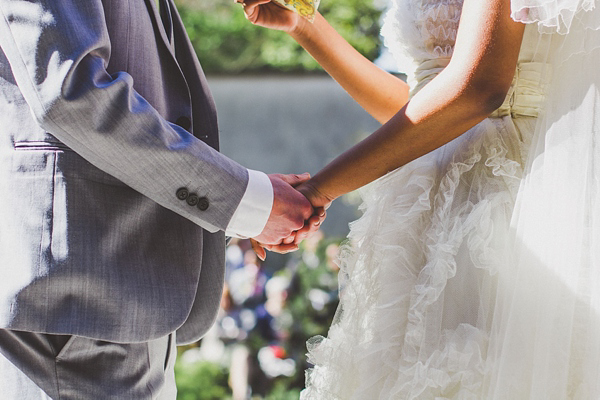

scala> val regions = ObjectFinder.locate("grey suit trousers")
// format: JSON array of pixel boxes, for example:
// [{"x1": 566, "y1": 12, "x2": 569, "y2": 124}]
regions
[{"x1": 0, "y1": 330, "x2": 177, "y2": 399}]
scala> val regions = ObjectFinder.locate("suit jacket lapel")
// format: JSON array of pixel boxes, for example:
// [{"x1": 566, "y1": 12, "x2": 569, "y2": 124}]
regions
[
  {"x1": 160, "y1": 0, "x2": 175, "y2": 46},
  {"x1": 144, "y1": 0, "x2": 177, "y2": 60}
]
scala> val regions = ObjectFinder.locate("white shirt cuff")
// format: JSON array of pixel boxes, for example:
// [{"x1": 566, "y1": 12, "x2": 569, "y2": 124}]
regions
[{"x1": 225, "y1": 169, "x2": 273, "y2": 238}]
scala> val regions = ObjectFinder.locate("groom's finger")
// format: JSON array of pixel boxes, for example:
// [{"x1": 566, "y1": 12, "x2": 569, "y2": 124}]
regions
[
  {"x1": 252, "y1": 238, "x2": 300, "y2": 256},
  {"x1": 250, "y1": 239, "x2": 267, "y2": 261},
  {"x1": 282, "y1": 233, "x2": 296, "y2": 244},
  {"x1": 264, "y1": 242, "x2": 299, "y2": 254}
]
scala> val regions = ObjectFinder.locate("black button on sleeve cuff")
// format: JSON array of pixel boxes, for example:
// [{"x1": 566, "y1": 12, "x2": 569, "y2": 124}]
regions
[
  {"x1": 176, "y1": 188, "x2": 209, "y2": 211},
  {"x1": 176, "y1": 187, "x2": 189, "y2": 200},
  {"x1": 186, "y1": 194, "x2": 200, "y2": 207},
  {"x1": 197, "y1": 197, "x2": 209, "y2": 211}
]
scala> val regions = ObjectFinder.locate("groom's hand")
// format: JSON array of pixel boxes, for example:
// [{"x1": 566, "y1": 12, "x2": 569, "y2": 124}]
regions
[
  {"x1": 253, "y1": 173, "x2": 313, "y2": 246},
  {"x1": 251, "y1": 206, "x2": 325, "y2": 260},
  {"x1": 252, "y1": 172, "x2": 325, "y2": 260},
  {"x1": 252, "y1": 181, "x2": 329, "y2": 259}
]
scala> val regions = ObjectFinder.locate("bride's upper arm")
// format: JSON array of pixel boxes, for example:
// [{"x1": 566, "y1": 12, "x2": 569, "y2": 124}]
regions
[{"x1": 446, "y1": 0, "x2": 526, "y2": 112}]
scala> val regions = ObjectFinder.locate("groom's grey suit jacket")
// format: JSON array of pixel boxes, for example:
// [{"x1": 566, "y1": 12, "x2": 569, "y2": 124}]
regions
[{"x1": 0, "y1": 0, "x2": 248, "y2": 344}]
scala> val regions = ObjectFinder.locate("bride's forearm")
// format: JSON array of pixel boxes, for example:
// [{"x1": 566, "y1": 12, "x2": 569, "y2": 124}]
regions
[
  {"x1": 307, "y1": 64, "x2": 514, "y2": 203},
  {"x1": 291, "y1": 13, "x2": 409, "y2": 123}
]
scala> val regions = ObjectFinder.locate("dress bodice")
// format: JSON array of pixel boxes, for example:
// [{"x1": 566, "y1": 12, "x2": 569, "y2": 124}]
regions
[
  {"x1": 381, "y1": 0, "x2": 551, "y2": 118},
  {"x1": 381, "y1": 0, "x2": 550, "y2": 72}
]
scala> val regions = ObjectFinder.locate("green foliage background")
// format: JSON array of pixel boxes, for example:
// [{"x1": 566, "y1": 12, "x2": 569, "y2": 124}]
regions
[
  {"x1": 174, "y1": 0, "x2": 384, "y2": 74},
  {"x1": 174, "y1": 237, "x2": 342, "y2": 399},
  {"x1": 175, "y1": 361, "x2": 230, "y2": 400}
]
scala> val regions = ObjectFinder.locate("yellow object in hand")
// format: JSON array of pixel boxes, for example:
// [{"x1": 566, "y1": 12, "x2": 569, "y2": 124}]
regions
[{"x1": 272, "y1": 0, "x2": 320, "y2": 22}]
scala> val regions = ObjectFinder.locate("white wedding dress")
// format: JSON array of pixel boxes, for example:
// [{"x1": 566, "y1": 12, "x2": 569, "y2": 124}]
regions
[{"x1": 301, "y1": 0, "x2": 600, "y2": 399}]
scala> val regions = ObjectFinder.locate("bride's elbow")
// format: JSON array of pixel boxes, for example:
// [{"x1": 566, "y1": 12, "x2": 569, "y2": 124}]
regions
[
  {"x1": 444, "y1": 54, "x2": 516, "y2": 117},
  {"x1": 468, "y1": 80, "x2": 511, "y2": 116},
  {"x1": 481, "y1": 88, "x2": 509, "y2": 114}
]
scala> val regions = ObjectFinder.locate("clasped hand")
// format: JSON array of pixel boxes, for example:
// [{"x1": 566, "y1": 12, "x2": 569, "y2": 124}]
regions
[
  {"x1": 251, "y1": 173, "x2": 331, "y2": 260},
  {"x1": 236, "y1": 0, "x2": 331, "y2": 259}
]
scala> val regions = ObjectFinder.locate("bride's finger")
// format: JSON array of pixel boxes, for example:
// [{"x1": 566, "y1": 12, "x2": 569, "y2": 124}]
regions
[
  {"x1": 241, "y1": 0, "x2": 272, "y2": 14},
  {"x1": 243, "y1": 0, "x2": 288, "y2": 9},
  {"x1": 294, "y1": 211, "x2": 326, "y2": 244},
  {"x1": 237, "y1": 0, "x2": 269, "y2": 22},
  {"x1": 238, "y1": 0, "x2": 271, "y2": 4},
  {"x1": 275, "y1": 172, "x2": 310, "y2": 188}
]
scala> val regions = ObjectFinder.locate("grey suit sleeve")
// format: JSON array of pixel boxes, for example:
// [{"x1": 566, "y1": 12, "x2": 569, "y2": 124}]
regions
[{"x1": 0, "y1": 0, "x2": 248, "y2": 233}]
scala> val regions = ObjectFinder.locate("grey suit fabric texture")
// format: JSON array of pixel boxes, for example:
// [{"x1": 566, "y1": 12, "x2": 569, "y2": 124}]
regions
[
  {"x1": 0, "y1": 330, "x2": 177, "y2": 399},
  {"x1": 0, "y1": 0, "x2": 249, "y2": 346}
]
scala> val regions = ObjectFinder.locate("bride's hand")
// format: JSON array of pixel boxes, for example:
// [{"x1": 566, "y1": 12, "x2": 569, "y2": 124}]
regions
[
  {"x1": 296, "y1": 180, "x2": 334, "y2": 210},
  {"x1": 291, "y1": 180, "x2": 333, "y2": 244},
  {"x1": 239, "y1": 0, "x2": 301, "y2": 33}
]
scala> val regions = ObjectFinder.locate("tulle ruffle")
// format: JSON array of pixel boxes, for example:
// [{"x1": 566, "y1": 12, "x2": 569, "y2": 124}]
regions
[
  {"x1": 301, "y1": 116, "x2": 534, "y2": 399},
  {"x1": 381, "y1": 0, "x2": 462, "y2": 83},
  {"x1": 510, "y1": 0, "x2": 598, "y2": 34},
  {"x1": 510, "y1": 0, "x2": 600, "y2": 78}
]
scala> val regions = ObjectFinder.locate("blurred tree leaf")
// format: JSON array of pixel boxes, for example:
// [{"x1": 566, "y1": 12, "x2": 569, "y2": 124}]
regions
[
  {"x1": 174, "y1": 0, "x2": 384, "y2": 74},
  {"x1": 175, "y1": 360, "x2": 231, "y2": 400}
]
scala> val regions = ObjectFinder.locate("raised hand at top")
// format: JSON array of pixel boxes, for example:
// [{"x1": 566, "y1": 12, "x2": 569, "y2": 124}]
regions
[{"x1": 238, "y1": 0, "x2": 301, "y2": 33}]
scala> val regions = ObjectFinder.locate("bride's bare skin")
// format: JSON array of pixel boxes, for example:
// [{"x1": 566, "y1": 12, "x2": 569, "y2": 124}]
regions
[{"x1": 245, "y1": 0, "x2": 525, "y2": 247}]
